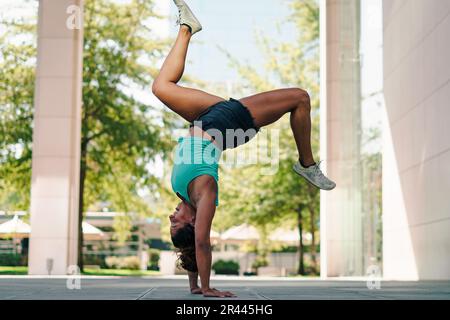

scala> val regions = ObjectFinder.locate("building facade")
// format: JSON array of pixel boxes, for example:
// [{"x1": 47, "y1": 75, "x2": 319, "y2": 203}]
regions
[
  {"x1": 320, "y1": 0, "x2": 450, "y2": 280},
  {"x1": 381, "y1": 0, "x2": 450, "y2": 280}
]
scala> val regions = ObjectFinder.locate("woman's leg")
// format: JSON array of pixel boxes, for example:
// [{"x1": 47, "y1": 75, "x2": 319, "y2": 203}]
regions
[
  {"x1": 152, "y1": 25, "x2": 225, "y2": 122},
  {"x1": 239, "y1": 88, "x2": 315, "y2": 167}
]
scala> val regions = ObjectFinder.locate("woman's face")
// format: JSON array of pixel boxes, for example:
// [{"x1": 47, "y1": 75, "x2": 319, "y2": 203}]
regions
[{"x1": 169, "y1": 201, "x2": 195, "y2": 237}]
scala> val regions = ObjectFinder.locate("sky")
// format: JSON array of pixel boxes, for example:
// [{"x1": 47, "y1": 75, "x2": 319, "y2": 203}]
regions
[
  {"x1": 168, "y1": 0, "x2": 296, "y2": 83},
  {"x1": 359, "y1": 0, "x2": 384, "y2": 154}
]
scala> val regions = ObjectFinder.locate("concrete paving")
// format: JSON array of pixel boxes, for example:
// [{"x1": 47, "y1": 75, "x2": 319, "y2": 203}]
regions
[{"x1": 0, "y1": 276, "x2": 449, "y2": 300}]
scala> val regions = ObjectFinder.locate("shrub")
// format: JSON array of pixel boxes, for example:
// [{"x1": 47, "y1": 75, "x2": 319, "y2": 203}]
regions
[
  {"x1": 122, "y1": 256, "x2": 140, "y2": 270},
  {"x1": 105, "y1": 256, "x2": 120, "y2": 269},
  {"x1": 270, "y1": 245, "x2": 298, "y2": 253},
  {"x1": 147, "y1": 249, "x2": 160, "y2": 271},
  {"x1": 251, "y1": 257, "x2": 269, "y2": 269},
  {"x1": 0, "y1": 254, "x2": 26, "y2": 266},
  {"x1": 105, "y1": 256, "x2": 140, "y2": 270},
  {"x1": 83, "y1": 254, "x2": 107, "y2": 268},
  {"x1": 212, "y1": 259, "x2": 240, "y2": 275}
]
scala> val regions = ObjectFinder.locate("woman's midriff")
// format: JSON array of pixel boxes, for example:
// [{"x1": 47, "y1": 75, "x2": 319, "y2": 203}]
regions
[{"x1": 188, "y1": 126, "x2": 220, "y2": 148}]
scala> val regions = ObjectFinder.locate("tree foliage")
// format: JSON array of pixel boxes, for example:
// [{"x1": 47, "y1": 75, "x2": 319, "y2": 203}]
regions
[
  {"x1": 216, "y1": 0, "x2": 321, "y2": 274},
  {"x1": 0, "y1": 15, "x2": 36, "y2": 211},
  {"x1": 0, "y1": 1, "x2": 178, "y2": 257}
]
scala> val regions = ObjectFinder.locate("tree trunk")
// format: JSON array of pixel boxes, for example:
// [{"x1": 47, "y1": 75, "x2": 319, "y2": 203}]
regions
[
  {"x1": 297, "y1": 205, "x2": 305, "y2": 275},
  {"x1": 77, "y1": 140, "x2": 88, "y2": 272}
]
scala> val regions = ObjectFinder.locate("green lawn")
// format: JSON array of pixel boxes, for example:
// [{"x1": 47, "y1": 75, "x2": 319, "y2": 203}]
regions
[
  {"x1": 0, "y1": 266, "x2": 160, "y2": 276},
  {"x1": 0, "y1": 266, "x2": 28, "y2": 275}
]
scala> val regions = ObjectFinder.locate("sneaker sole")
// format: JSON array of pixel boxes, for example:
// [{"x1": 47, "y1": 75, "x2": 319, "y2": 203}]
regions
[
  {"x1": 293, "y1": 166, "x2": 336, "y2": 191},
  {"x1": 179, "y1": 3, "x2": 202, "y2": 34}
]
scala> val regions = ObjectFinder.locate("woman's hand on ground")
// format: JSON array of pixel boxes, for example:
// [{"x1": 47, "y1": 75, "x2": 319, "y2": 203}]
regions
[{"x1": 202, "y1": 288, "x2": 236, "y2": 298}]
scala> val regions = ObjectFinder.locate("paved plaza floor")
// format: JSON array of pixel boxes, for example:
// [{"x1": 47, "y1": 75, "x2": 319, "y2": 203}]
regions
[{"x1": 0, "y1": 276, "x2": 449, "y2": 300}]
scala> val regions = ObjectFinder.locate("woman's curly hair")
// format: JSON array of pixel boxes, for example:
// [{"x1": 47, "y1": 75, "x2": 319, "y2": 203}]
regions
[{"x1": 171, "y1": 223, "x2": 197, "y2": 272}]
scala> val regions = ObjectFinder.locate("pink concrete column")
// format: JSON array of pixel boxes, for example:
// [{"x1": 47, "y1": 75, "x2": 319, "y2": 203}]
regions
[
  {"x1": 28, "y1": 0, "x2": 84, "y2": 275},
  {"x1": 320, "y1": 0, "x2": 364, "y2": 277}
]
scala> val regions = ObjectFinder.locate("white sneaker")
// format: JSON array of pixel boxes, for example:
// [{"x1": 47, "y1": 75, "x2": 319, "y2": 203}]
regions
[
  {"x1": 293, "y1": 160, "x2": 336, "y2": 191},
  {"x1": 173, "y1": 0, "x2": 202, "y2": 35}
]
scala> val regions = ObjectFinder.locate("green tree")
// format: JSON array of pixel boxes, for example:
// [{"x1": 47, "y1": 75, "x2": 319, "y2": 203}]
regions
[
  {"x1": 0, "y1": 0, "x2": 176, "y2": 270},
  {"x1": 0, "y1": 16, "x2": 36, "y2": 212},
  {"x1": 218, "y1": 0, "x2": 321, "y2": 275}
]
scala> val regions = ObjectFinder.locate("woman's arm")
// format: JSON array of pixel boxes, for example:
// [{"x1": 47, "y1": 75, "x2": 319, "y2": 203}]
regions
[
  {"x1": 193, "y1": 188, "x2": 215, "y2": 291},
  {"x1": 192, "y1": 177, "x2": 235, "y2": 298},
  {"x1": 188, "y1": 271, "x2": 202, "y2": 293}
]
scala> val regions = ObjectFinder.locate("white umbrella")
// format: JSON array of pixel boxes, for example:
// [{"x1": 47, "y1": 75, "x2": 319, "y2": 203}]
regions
[
  {"x1": 209, "y1": 230, "x2": 221, "y2": 246},
  {"x1": 0, "y1": 216, "x2": 104, "y2": 240},
  {"x1": 0, "y1": 215, "x2": 31, "y2": 238},
  {"x1": 269, "y1": 228, "x2": 312, "y2": 244},
  {"x1": 0, "y1": 215, "x2": 31, "y2": 254},
  {"x1": 82, "y1": 221, "x2": 105, "y2": 240},
  {"x1": 210, "y1": 229, "x2": 220, "y2": 239},
  {"x1": 220, "y1": 224, "x2": 260, "y2": 242},
  {"x1": 269, "y1": 228, "x2": 300, "y2": 244}
]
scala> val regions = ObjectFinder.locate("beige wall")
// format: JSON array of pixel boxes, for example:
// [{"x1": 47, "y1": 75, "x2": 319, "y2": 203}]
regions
[{"x1": 383, "y1": 0, "x2": 450, "y2": 280}]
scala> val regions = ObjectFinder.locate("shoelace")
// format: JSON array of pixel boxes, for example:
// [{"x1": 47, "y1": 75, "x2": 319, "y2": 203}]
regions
[
  {"x1": 175, "y1": 12, "x2": 181, "y2": 26},
  {"x1": 311, "y1": 161, "x2": 328, "y2": 182}
]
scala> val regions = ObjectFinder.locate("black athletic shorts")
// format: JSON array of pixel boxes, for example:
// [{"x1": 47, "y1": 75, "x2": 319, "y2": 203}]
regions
[{"x1": 189, "y1": 98, "x2": 260, "y2": 150}]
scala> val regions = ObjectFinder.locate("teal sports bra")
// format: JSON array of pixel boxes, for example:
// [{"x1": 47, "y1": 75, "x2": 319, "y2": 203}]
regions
[{"x1": 171, "y1": 136, "x2": 222, "y2": 206}]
